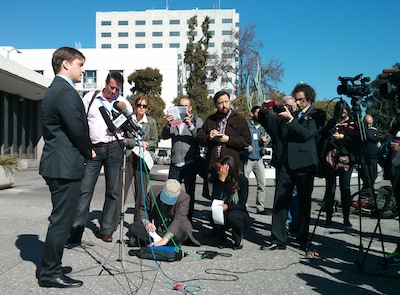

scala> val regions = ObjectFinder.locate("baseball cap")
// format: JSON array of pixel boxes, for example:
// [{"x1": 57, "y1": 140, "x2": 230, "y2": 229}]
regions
[{"x1": 160, "y1": 179, "x2": 181, "y2": 205}]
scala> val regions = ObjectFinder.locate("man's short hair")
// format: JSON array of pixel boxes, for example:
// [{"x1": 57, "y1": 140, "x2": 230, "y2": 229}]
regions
[
  {"x1": 251, "y1": 106, "x2": 260, "y2": 113},
  {"x1": 51, "y1": 47, "x2": 85, "y2": 75},
  {"x1": 292, "y1": 83, "x2": 316, "y2": 103},
  {"x1": 213, "y1": 90, "x2": 230, "y2": 104},
  {"x1": 106, "y1": 71, "x2": 124, "y2": 85}
]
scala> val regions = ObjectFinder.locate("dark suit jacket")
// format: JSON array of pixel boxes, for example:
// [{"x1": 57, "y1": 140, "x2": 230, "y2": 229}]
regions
[
  {"x1": 259, "y1": 105, "x2": 325, "y2": 173},
  {"x1": 39, "y1": 76, "x2": 92, "y2": 180}
]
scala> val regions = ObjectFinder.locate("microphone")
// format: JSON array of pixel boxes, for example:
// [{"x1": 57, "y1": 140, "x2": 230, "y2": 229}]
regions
[
  {"x1": 99, "y1": 106, "x2": 117, "y2": 133},
  {"x1": 112, "y1": 101, "x2": 145, "y2": 136}
]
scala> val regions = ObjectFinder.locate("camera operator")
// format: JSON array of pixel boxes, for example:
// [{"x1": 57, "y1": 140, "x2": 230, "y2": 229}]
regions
[
  {"x1": 258, "y1": 83, "x2": 326, "y2": 251},
  {"x1": 321, "y1": 100, "x2": 356, "y2": 228}
]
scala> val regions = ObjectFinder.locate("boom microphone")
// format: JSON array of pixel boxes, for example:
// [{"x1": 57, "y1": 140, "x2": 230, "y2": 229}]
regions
[
  {"x1": 99, "y1": 106, "x2": 117, "y2": 133},
  {"x1": 112, "y1": 101, "x2": 145, "y2": 136}
]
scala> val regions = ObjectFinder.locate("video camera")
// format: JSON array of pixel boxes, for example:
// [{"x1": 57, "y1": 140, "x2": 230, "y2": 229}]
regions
[
  {"x1": 337, "y1": 74, "x2": 371, "y2": 97},
  {"x1": 377, "y1": 68, "x2": 400, "y2": 100}
]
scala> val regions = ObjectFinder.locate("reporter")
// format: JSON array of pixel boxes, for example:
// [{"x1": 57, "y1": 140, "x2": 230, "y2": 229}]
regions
[{"x1": 211, "y1": 156, "x2": 249, "y2": 250}]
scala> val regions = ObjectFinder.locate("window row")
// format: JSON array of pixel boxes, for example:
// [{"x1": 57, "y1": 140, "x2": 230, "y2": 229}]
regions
[
  {"x1": 100, "y1": 30, "x2": 232, "y2": 38},
  {"x1": 100, "y1": 43, "x2": 223, "y2": 49},
  {"x1": 101, "y1": 18, "x2": 235, "y2": 26}
]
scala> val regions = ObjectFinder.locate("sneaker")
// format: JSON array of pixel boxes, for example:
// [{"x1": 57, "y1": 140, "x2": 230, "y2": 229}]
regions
[{"x1": 378, "y1": 251, "x2": 400, "y2": 266}]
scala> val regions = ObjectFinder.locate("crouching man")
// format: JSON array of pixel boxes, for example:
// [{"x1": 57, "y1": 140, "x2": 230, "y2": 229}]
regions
[{"x1": 127, "y1": 179, "x2": 200, "y2": 247}]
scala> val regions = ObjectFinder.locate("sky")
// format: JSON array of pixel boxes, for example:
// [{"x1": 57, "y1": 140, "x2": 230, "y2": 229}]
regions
[{"x1": 1, "y1": 0, "x2": 399, "y2": 101}]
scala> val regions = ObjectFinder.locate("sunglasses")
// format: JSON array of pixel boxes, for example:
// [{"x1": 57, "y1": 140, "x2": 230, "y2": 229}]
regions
[{"x1": 136, "y1": 104, "x2": 148, "y2": 109}]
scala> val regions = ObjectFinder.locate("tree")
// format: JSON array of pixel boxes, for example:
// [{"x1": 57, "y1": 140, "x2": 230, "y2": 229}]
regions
[
  {"x1": 127, "y1": 68, "x2": 166, "y2": 138},
  {"x1": 184, "y1": 15, "x2": 215, "y2": 120},
  {"x1": 211, "y1": 23, "x2": 284, "y2": 98}
]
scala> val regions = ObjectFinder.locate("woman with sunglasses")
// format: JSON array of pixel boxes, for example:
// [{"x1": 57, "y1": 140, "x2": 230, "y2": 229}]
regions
[{"x1": 125, "y1": 96, "x2": 158, "y2": 222}]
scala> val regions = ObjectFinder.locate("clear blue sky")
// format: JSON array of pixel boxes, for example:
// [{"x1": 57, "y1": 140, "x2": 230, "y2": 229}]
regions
[{"x1": 1, "y1": 0, "x2": 399, "y2": 101}]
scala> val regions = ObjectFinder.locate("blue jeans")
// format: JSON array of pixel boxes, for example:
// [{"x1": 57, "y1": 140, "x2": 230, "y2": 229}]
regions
[
  {"x1": 244, "y1": 159, "x2": 266, "y2": 212},
  {"x1": 71, "y1": 142, "x2": 123, "y2": 239},
  {"x1": 168, "y1": 160, "x2": 197, "y2": 221}
]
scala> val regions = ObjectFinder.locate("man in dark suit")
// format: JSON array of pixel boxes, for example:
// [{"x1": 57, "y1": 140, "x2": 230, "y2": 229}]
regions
[
  {"x1": 258, "y1": 83, "x2": 325, "y2": 251},
  {"x1": 38, "y1": 47, "x2": 93, "y2": 288}
]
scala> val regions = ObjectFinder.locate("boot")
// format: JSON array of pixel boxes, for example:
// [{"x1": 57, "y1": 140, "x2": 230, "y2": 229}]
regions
[{"x1": 341, "y1": 189, "x2": 353, "y2": 227}]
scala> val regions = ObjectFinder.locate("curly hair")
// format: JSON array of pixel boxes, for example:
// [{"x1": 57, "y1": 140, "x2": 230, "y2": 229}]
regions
[{"x1": 292, "y1": 83, "x2": 316, "y2": 103}]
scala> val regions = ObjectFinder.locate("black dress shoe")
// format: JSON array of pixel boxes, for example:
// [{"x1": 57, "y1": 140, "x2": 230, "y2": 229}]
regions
[
  {"x1": 61, "y1": 266, "x2": 72, "y2": 274},
  {"x1": 256, "y1": 209, "x2": 269, "y2": 215},
  {"x1": 38, "y1": 274, "x2": 83, "y2": 288},
  {"x1": 260, "y1": 243, "x2": 286, "y2": 251}
]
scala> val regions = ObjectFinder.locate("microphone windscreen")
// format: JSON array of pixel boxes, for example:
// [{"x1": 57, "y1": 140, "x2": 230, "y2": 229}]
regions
[{"x1": 113, "y1": 101, "x2": 127, "y2": 112}]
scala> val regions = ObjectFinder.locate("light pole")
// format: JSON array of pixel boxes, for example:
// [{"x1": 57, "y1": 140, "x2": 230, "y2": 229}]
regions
[{"x1": 7, "y1": 47, "x2": 21, "y2": 58}]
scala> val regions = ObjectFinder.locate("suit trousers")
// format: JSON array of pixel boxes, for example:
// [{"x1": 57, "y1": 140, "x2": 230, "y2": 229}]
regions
[
  {"x1": 70, "y1": 143, "x2": 123, "y2": 241},
  {"x1": 272, "y1": 163, "x2": 314, "y2": 246},
  {"x1": 40, "y1": 177, "x2": 81, "y2": 279}
]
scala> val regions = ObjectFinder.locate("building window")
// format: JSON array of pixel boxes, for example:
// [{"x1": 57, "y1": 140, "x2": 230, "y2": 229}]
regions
[
  {"x1": 208, "y1": 54, "x2": 216, "y2": 59},
  {"x1": 170, "y1": 43, "x2": 180, "y2": 48},
  {"x1": 187, "y1": 31, "x2": 198, "y2": 36},
  {"x1": 170, "y1": 31, "x2": 180, "y2": 37},
  {"x1": 222, "y1": 53, "x2": 234, "y2": 59},
  {"x1": 101, "y1": 32, "x2": 111, "y2": 37},
  {"x1": 152, "y1": 32, "x2": 163, "y2": 37},
  {"x1": 209, "y1": 42, "x2": 215, "y2": 48},
  {"x1": 222, "y1": 30, "x2": 233, "y2": 36},
  {"x1": 224, "y1": 88, "x2": 233, "y2": 94},
  {"x1": 135, "y1": 32, "x2": 146, "y2": 37},
  {"x1": 83, "y1": 70, "x2": 97, "y2": 89},
  {"x1": 205, "y1": 78, "x2": 214, "y2": 83},
  {"x1": 135, "y1": 20, "x2": 145, "y2": 25},
  {"x1": 207, "y1": 89, "x2": 215, "y2": 95},
  {"x1": 209, "y1": 19, "x2": 215, "y2": 24},
  {"x1": 170, "y1": 19, "x2": 180, "y2": 25},
  {"x1": 118, "y1": 44, "x2": 128, "y2": 48},
  {"x1": 235, "y1": 22, "x2": 239, "y2": 27},
  {"x1": 118, "y1": 32, "x2": 128, "y2": 37},
  {"x1": 101, "y1": 44, "x2": 111, "y2": 49},
  {"x1": 178, "y1": 54, "x2": 182, "y2": 59},
  {"x1": 221, "y1": 77, "x2": 232, "y2": 83},
  {"x1": 101, "y1": 21, "x2": 111, "y2": 26},
  {"x1": 152, "y1": 43, "x2": 163, "y2": 48},
  {"x1": 222, "y1": 18, "x2": 233, "y2": 24},
  {"x1": 222, "y1": 65, "x2": 233, "y2": 71},
  {"x1": 135, "y1": 44, "x2": 145, "y2": 48},
  {"x1": 152, "y1": 20, "x2": 163, "y2": 25},
  {"x1": 210, "y1": 31, "x2": 215, "y2": 36},
  {"x1": 222, "y1": 42, "x2": 233, "y2": 47},
  {"x1": 118, "y1": 20, "x2": 128, "y2": 26}
]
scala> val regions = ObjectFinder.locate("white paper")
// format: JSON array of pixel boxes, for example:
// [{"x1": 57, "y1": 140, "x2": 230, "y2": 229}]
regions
[
  {"x1": 167, "y1": 106, "x2": 188, "y2": 127},
  {"x1": 211, "y1": 199, "x2": 224, "y2": 225},
  {"x1": 132, "y1": 146, "x2": 154, "y2": 170},
  {"x1": 149, "y1": 231, "x2": 162, "y2": 242}
]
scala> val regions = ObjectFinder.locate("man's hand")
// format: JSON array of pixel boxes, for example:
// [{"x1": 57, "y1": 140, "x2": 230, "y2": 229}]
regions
[
  {"x1": 140, "y1": 141, "x2": 149, "y2": 150},
  {"x1": 279, "y1": 106, "x2": 294, "y2": 121},
  {"x1": 183, "y1": 115, "x2": 192, "y2": 127},
  {"x1": 145, "y1": 222, "x2": 156, "y2": 232},
  {"x1": 166, "y1": 113, "x2": 174, "y2": 125},
  {"x1": 248, "y1": 145, "x2": 253, "y2": 153},
  {"x1": 210, "y1": 129, "x2": 229, "y2": 143}
]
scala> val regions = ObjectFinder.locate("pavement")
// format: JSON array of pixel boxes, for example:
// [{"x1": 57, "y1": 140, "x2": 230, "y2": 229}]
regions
[{"x1": 0, "y1": 166, "x2": 399, "y2": 295}]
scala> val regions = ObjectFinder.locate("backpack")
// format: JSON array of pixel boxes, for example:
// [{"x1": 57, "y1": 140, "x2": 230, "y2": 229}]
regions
[{"x1": 351, "y1": 186, "x2": 397, "y2": 219}]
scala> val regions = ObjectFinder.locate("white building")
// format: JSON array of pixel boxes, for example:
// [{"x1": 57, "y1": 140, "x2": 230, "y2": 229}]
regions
[
  {"x1": 4, "y1": 48, "x2": 179, "y2": 109},
  {"x1": 96, "y1": 8, "x2": 239, "y2": 97}
]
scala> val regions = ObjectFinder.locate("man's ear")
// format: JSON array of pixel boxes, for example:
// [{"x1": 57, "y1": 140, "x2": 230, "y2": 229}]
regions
[{"x1": 62, "y1": 60, "x2": 69, "y2": 70}]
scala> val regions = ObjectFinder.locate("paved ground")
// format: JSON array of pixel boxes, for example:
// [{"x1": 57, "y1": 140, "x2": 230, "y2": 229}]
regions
[{"x1": 0, "y1": 167, "x2": 399, "y2": 295}]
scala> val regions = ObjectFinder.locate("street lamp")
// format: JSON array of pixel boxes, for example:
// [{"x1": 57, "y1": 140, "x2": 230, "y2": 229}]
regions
[{"x1": 7, "y1": 47, "x2": 21, "y2": 58}]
